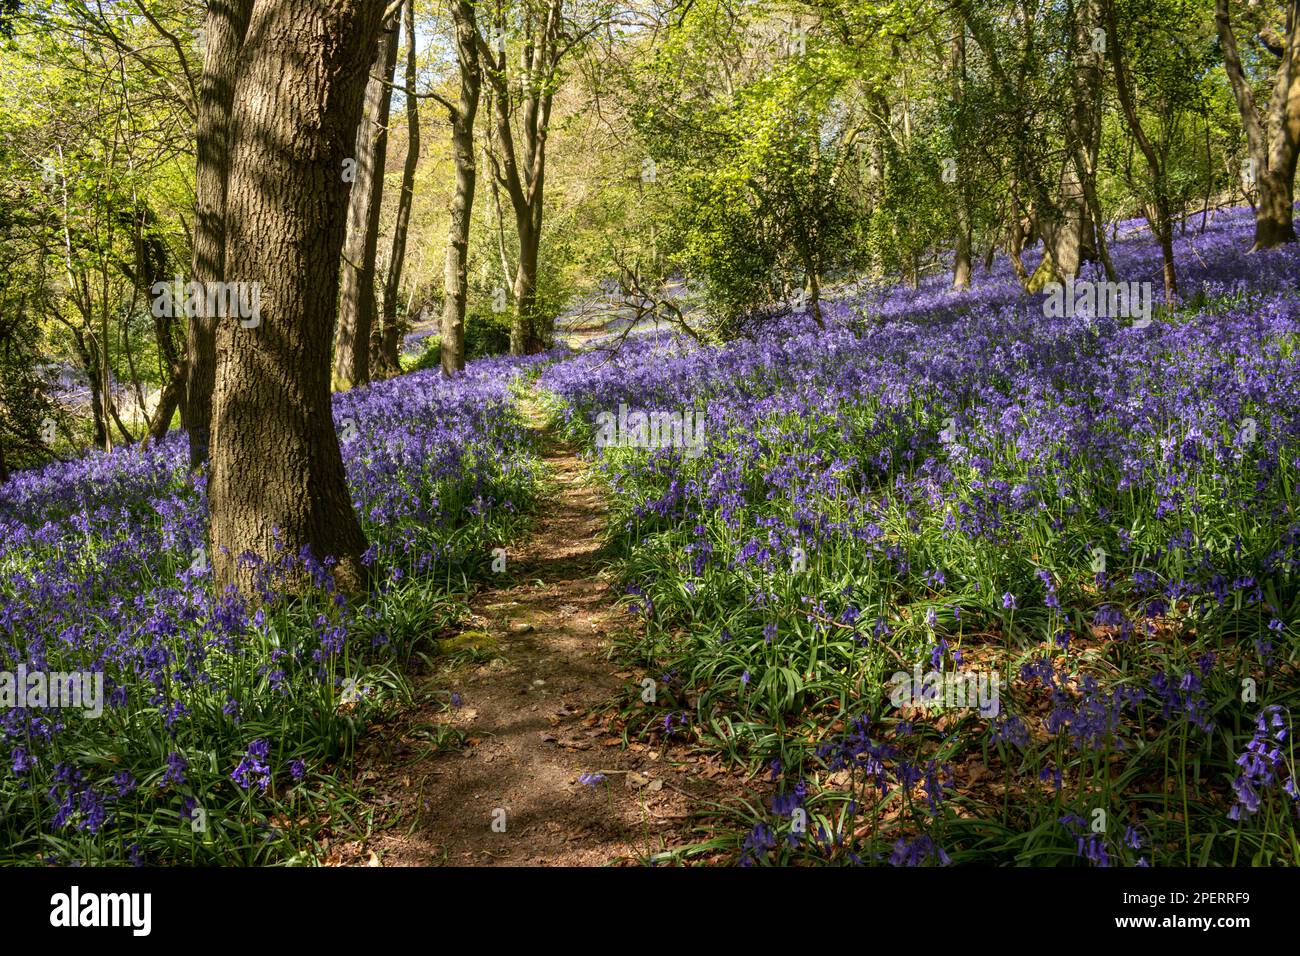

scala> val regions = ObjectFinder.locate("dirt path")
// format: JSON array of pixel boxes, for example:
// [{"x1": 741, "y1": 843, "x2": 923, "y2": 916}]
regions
[{"x1": 338, "y1": 398, "x2": 729, "y2": 866}]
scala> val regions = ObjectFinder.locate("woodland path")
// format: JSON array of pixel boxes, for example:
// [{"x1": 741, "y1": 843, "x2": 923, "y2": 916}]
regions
[{"x1": 339, "y1": 395, "x2": 733, "y2": 866}]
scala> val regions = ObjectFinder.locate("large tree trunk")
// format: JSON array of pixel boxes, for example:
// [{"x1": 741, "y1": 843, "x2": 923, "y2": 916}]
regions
[
  {"x1": 208, "y1": 0, "x2": 385, "y2": 596},
  {"x1": 335, "y1": 11, "x2": 401, "y2": 391},
  {"x1": 186, "y1": 0, "x2": 254, "y2": 469},
  {"x1": 441, "y1": 0, "x2": 482, "y2": 376},
  {"x1": 376, "y1": 0, "x2": 421, "y2": 379},
  {"x1": 1256, "y1": 168, "x2": 1298, "y2": 247},
  {"x1": 1216, "y1": 0, "x2": 1300, "y2": 250}
]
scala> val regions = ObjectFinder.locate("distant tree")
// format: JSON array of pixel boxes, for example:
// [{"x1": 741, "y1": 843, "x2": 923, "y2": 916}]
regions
[
  {"x1": 438, "y1": 0, "x2": 483, "y2": 375},
  {"x1": 1102, "y1": 0, "x2": 1217, "y2": 302},
  {"x1": 335, "y1": 8, "x2": 402, "y2": 391},
  {"x1": 376, "y1": 0, "x2": 422, "y2": 378},
  {"x1": 476, "y1": 0, "x2": 606, "y2": 355},
  {"x1": 631, "y1": 3, "x2": 863, "y2": 332}
]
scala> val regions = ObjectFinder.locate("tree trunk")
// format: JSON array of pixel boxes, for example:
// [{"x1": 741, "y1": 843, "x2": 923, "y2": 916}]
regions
[
  {"x1": 1083, "y1": 176, "x2": 1117, "y2": 280},
  {"x1": 1157, "y1": 215, "x2": 1178, "y2": 303},
  {"x1": 482, "y1": 0, "x2": 561, "y2": 356},
  {"x1": 806, "y1": 269, "x2": 824, "y2": 327},
  {"x1": 335, "y1": 11, "x2": 401, "y2": 391},
  {"x1": 953, "y1": 228, "x2": 972, "y2": 290},
  {"x1": 442, "y1": 0, "x2": 482, "y2": 376},
  {"x1": 186, "y1": 0, "x2": 254, "y2": 469},
  {"x1": 1257, "y1": 168, "x2": 1298, "y2": 246},
  {"x1": 75, "y1": 331, "x2": 108, "y2": 452},
  {"x1": 486, "y1": 140, "x2": 514, "y2": 293},
  {"x1": 1216, "y1": 0, "x2": 1300, "y2": 250},
  {"x1": 951, "y1": 20, "x2": 972, "y2": 290},
  {"x1": 99, "y1": 312, "x2": 114, "y2": 453},
  {"x1": 133, "y1": 204, "x2": 186, "y2": 444},
  {"x1": 1103, "y1": 0, "x2": 1176, "y2": 300},
  {"x1": 148, "y1": 375, "x2": 183, "y2": 443},
  {"x1": 1257, "y1": 0, "x2": 1299, "y2": 246},
  {"x1": 512, "y1": 219, "x2": 541, "y2": 353},
  {"x1": 1032, "y1": 0, "x2": 1104, "y2": 288},
  {"x1": 208, "y1": 0, "x2": 386, "y2": 596},
  {"x1": 379, "y1": 287, "x2": 405, "y2": 372},
  {"x1": 1005, "y1": 172, "x2": 1030, "y2": 284},
  {"x1": 376, "y1": 0, "x2": 421, "y2": 379}
]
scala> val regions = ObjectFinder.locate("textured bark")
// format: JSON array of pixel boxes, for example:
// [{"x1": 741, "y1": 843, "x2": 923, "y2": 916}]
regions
[
  {"x1": 442, "y1": 0, "x2": 482, "y2": 375},
  {"x1": 1216, "y1": 0, "x2": 1300, "y2": 249},
  {"x1": 186, "y1": 0, "x2": 254, "y2": 468},
  {"x1": 376, "y1": 0, "x2": 421, "y2": 378},
  {"x1": 335, "y1": 12, "x2": 401, "y2": 391},
  {"x1": 208, "y1": 0, "x2": 386, "y2": 596}
]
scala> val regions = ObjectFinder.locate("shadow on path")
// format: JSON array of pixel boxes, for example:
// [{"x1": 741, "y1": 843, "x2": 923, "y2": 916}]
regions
[{"x1": 341, "y1": 395, "x2": 728, "y2": 866}]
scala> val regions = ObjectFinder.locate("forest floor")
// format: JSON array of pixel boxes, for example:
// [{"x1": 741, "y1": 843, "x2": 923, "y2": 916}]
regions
[{"x1": 335, "y1": 395, "x2": 738, "y2": 866}]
